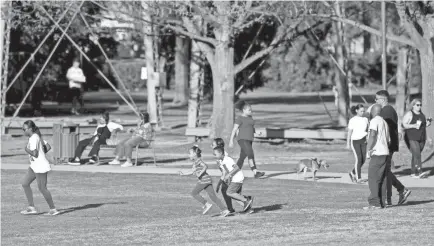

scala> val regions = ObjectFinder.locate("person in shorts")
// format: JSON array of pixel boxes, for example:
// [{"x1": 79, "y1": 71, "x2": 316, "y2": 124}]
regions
[
  {"x1": 229, "y1": 101, "x2": 265, "y2": 178},
  {"x1": 214, "y1": 146, "x2": 253, "y2": 213},
  {"x1": 21, "y1": 120, "x2": 60, "y2": 216}
]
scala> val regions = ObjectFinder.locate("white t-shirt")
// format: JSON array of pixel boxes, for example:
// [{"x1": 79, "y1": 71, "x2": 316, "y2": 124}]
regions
[
  {"x1": 348, "y1": 116, "x2": 369, "y2": 140},
  {"x1": 219, "y1": 156, "x2": 244, "y2": 183},
  {"x1": 369, "y1": 116, "x2": 390, "y2": 156},
  {"x1": 92, "y1": 122, "x2": 124, "y2": 136},
  {"x1": 27, "y1": 133, "x2": 51, "y2": 173},
  {"x1": 67, "y1": 67, "x2": 86, "y2": 89}
]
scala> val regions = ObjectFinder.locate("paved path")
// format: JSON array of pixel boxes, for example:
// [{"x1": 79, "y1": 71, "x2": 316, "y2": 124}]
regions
[{"x1": 2, "y1": 163, "x2": 433, "y2": 188}]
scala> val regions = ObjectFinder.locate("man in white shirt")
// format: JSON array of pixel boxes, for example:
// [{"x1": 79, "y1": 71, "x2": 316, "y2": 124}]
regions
[
  {"x1": 365, "y1": 104, "x2": 390, "y2": 209},
  {"x1": 66, "y1": 60, "x2": 86, "y2": 115}
]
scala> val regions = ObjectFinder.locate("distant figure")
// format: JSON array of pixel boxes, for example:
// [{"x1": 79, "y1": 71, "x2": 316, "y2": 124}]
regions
[
  {"x1": 66, "y1": 59, "x2": 86, "y2": 115},
  {"x1": 348, "y1": 82, "x2": 353, "y2": 102},
  {"x1": 332, "y1": 86, "x2": 339, "y2": 107}
]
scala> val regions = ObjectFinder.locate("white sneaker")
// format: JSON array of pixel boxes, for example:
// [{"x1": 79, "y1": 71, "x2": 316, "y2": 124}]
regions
[
  {"x1": 108, "y1": 159, "x2": 120, "y2": 165},
  {"x1": 46, "y1": 209, "x2": 60, "y2": 216},
  {"x1": 202, "y1": 203, "x2": 213, "y2": 215},
  {"x1": 121, "y1": 162, "x2": 133, "y2": 167},
  {"x1": 21, "y1": 206, "x2": 37, "y2": 215}
]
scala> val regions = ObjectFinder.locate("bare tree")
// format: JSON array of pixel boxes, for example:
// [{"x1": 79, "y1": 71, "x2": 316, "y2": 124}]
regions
[{"x1": 309, "y1": 1, "x2": 434, "y2": 142}]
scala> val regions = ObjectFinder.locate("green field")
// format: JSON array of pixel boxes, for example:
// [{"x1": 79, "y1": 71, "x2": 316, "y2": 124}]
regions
[{"x1": 2, "y1": 170, "x2": 434, "y2": 245}]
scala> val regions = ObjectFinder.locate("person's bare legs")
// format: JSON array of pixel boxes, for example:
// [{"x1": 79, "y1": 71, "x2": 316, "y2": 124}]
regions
[
  {"x1": 21, "y1": 168, "x2": 36, "y2": 207},
  {"x1": 35, "y1": 172, "x2": 55, "y2": 209}
]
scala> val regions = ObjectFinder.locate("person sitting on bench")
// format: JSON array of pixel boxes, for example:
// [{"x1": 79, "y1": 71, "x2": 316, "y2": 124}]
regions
[
  {"x1": 68, "y1": 111, "x2": 123, "y2": 165},
  {"x1": 109, "y1": 112, "x2": 153, "y2": 167}
]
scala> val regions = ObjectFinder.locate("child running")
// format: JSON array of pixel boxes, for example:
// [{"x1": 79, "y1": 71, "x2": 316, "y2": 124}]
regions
[
  {"x1": 21, "y1": 120, "x2": 60, "y2": 216},
  {"x1": 212, "y1": 138, "x2": 243, "y2": 214},
  {"x1": 229, "y1": 101, "x2": 265, "y2": 178},
  {"x1": 346, "y1": 104, "x2": 369, "y2": 183},
  {"x1": 179, "y1": 146, "x2": 230, "y2": 217},
  {"x1": 213, "y1": 146, "x2": 253, "y2": 213}
]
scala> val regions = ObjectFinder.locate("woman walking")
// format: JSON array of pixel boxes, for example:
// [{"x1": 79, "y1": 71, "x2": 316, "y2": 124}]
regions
[
  {"x1": 346, "y1": 104, "x2": 369, "y2": 183},
  {"x1": 108, "y1": 112, "x2": 153, "y2": 167},
  {"x1": 402, "y1": 99, "x2": 432, "y2": 178},
  {"x1": 229, "y1": 102, "x2": 265, "y2": 179},
  {"x1": 21, "y1": 120, "x2": 60, "y2": 216}
]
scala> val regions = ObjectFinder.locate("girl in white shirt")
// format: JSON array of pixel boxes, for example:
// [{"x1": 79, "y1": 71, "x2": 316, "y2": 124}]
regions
[
  {"x1": 346, "y1": 104, "x2": 369, "y2": 183},
  {"x1": 21, "y1": 120, "x2": 59, "y2": 216}
]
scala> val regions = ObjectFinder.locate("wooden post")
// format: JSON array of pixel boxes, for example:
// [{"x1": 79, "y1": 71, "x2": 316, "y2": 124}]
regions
[
  {"x1": 0, "y1": 1, "x2": 11, "y2": 135},
  {"x1": 142, "y1": 2, "x2": 158, "y2": 125},
  {"x1": 381, "y1": 0, "x2": 387, "y2": 90}
]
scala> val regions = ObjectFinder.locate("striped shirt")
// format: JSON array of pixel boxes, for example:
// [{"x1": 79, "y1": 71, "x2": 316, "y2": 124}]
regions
[{"x1": 193, "y1": 159, "x2": 212, "y2": 184}]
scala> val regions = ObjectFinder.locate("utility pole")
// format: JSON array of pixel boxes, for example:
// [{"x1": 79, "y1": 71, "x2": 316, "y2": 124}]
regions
[
  {"x1": 381, "y1": 0, "x2": 387, "y2": 90},
  {"x1": 0, "y1": 1, "x2": 12, "y2": 135}
]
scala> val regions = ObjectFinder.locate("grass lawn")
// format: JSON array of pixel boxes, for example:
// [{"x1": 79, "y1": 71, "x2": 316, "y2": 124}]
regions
[{"x1": 2, "y1": 170, "x2": 434, "y2": 245}]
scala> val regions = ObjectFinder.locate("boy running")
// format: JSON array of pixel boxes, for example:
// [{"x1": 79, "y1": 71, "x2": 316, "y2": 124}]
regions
[
  {"x1": 229, "y1": 101, "x2": 265, "y2": 178},
  {"x1": 213, "y1": 146, "x2": 253, "y2": 213}
]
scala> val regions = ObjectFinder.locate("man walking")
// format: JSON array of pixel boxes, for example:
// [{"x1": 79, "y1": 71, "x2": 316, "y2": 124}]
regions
[
  {"x1": 66, "y1": 59, "x2": 86, "y2": 115},
  {"x1": 367, "y1": 90, "x2": 411, "y2": 206},
  {"x1": 374, "y1": 90, "x2": 411, "y2": 205},
  {"x1": 365, "y1": 104, "x2": 389, "y2": 209}
]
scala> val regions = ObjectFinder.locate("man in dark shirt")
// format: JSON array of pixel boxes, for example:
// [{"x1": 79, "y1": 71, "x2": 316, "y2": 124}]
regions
[{"x1": 373, "y1": 90, "x2": 411, "y2": 206}]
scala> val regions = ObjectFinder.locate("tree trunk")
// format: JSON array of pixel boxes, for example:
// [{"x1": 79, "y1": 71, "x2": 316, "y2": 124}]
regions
[
  {"x1": 209, "y1": 44, "x2": 235, "y2": 141},
  {"x1": 419, "y1": 47, "x2": 434, "y2": 144},
  {"x1": 333, "y1": 2, "x2": 349, "y2": 126},
  {"x1": 187, "y1": 41, "x2": 203, "y2": 142},
  {"x1": 142, "y1": 6, "x2": 158, "y2": 124},
  {"x1": 362, "y1": 1, "x2": 371, "y2": 55},
  {"x1": 395, "y1": 47, "x2": 409, "y2": 133},
  {"x1": 173, "y1": 36, "x2": 190, "y2": 106},
  {"x1": 411, "y1": 50, "x2": 422, "y2": 93}
]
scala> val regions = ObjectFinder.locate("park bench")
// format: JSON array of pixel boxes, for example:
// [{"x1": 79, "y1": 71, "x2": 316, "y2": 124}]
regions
[
  {"x1": 99, "y1": 128, "x2": 157, "y2": 166},
  {"x1": 185, "y1": 127, "x2": 347, "y2": 140}
]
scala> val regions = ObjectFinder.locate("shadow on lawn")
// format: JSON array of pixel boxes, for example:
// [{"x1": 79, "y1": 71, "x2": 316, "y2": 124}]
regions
[
  {"x1": 59, "y1": 202, "x2": 127, "y2": 215},
  {"x1": 399, "y1": 199, "x2": 434, "y2": 207},
  {"x1": 254, "y1": 203, "x2": 288, "y2": 213},
  {"x1": 138, "y1": 157, "x2": 189, "y2": 165}
]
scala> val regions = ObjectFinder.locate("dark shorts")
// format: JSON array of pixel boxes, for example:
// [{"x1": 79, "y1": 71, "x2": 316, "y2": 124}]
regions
[{"x1": 227, "y1": 182, "x2": 243, "y2": 194}]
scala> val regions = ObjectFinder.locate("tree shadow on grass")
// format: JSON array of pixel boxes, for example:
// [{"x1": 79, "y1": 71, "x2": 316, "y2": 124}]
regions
[
  {"x1": 398, "y1": 199, "x2": 434, "y2": 207},
  {"x1": 59, "y1": 202, "x2": 127, "y2": 215},
  {"x1": 253, "y1": 203, "x2": 288, "y2": 213},
  {"x1": 262, "y1": 171, "x2": 297, "y2": 179},
  {"x1": 138, "y1": 157, "x2": 189, "y2": 165}
]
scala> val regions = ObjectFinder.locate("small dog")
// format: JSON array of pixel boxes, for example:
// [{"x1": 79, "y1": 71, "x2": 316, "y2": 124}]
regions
[{"x1": 296, "y1": 158, "x2": 329, "y2": 181}]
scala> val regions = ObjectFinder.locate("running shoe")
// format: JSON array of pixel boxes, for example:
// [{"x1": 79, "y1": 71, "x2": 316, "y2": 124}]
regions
[
  {"x1": 220, "y1": 210, "x2": 230, "y2": 217},
  {"x1": 46, "y1": 209, "x2": 60, "y2": 216},
  {"x1": 202, "y1": 203, "x2": 213, "y2": 215},
  {"x1": 254, "y1": 171, "x2": 265, "y2": 179},
  {"x1": 20, "y1": 206, "x2": 37, "y2": 215},
  {"x1": 243, "y1": 197, "x2": 253, "y2": 212},
  {"x1": 67, "y1": 157, "x2": 81, "y2": 166},
  {"x1": 89, "y1": 157, "x2": 97, "y2": 164},
  {"x1": 398, "y1": 189, "x2": 411, "y2": 205}
]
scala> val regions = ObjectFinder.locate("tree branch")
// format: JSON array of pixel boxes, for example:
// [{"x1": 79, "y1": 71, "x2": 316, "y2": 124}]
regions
[
  {"x1": 234, "y1": 17, "x2": 305, "y2": 74},
  {"x1": 307, "y1": 13, "x2": 416, "y2": 47},
  {"x1": 394, "y1": 1, "x2": 427, "y2": 50},
  {"x1": 182, "y1": 16, "x2": 216, "y2": 68},
  {"x1": 165, "y1": 25, "x2": 217, "y2": 46}
]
